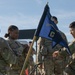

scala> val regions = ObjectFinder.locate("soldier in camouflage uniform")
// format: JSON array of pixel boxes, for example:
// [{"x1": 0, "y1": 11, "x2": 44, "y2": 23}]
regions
[
  {"x1": 38, "y1": 37, "x2": 55, "y2": 75},
  {"x1": 53, "y1": 21, "x2": 75, "y2": 75},
  {"x1": 37, "y1": 16, "x2": 68, "y2": 75},
  {"x1": 0, "y1": 37, "x2": 18, "y2": 75},
  {"x1": 52, "y1": 16, "x2": 68, "y2": 75},
  {"x1": 4, "y1": 25, "x2": 29, "y2": 75}
]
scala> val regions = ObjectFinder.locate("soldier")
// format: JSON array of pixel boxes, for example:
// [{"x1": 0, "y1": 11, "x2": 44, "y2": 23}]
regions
[
  {"x1": 52, "y1": 16, "x2": 68, "y2": 75},
  {"x1": 4, "y1": 25, "x2": 29, "y2": 75},
  {"x1": 53, "y1": 21, "x2": 75, "y2": 75},
  {"x1": 0, "y1": 37, "x2": 18, "y2": 75},
  {"x1": 37, "y1": 16, "x2": 68, "y2": 75}
]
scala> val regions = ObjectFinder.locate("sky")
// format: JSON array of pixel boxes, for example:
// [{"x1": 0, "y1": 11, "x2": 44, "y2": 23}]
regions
[{"x1": 0, "y1": 0, "x2": 75, "y2": 42}]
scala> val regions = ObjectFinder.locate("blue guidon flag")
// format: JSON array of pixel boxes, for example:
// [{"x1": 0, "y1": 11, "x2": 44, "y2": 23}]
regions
[{"x1": 35, "y1": 4, "x2": 71, "y2": 55}]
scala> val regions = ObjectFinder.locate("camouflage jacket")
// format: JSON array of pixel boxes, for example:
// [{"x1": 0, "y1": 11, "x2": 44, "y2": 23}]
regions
[
  {"x1": 7, "y1": 38, "x2": 25, "y2": 71},
  {"x1": 38, "y1": 30, "x2": 68, "y2": 63},
  {"x1": 0, "y1": 37, "x2": 18, "y2": 73}
]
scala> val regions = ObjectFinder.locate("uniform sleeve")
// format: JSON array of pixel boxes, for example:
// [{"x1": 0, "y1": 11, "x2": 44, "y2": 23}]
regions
[
  {"x1": 39, "y1": 37, "x2": 45, "y2": 46},
  {"x1": 0, "y1": 42, "x2": 18, "y2": 64},
  {"x1": 37, "y1": 37, "x2": 44, "y2": 63}
]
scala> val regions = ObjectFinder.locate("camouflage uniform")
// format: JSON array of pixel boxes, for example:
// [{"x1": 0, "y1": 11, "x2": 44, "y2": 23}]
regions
[
  {"x1": 53, "y1": 30, "x2": 68, "y2": 75},
  {"x1": 7, "y1": 38, "x2": 26, "y2": 75},
  {"x1": 59, "y1": 39, "x2": 75, "y2": 75},
  {"x1": 0, "y1": 37, "x2": 17, "y2": 75},
  {"x1": 38, "y1": 37, "x2": 56, "y2": 75},
  {"x1": 38, "y1": 30, "x2": 68, "y2": 75}
]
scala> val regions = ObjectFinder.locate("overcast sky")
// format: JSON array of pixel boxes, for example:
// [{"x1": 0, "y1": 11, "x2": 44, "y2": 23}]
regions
[{"x1": 0, "y1": 0, "x2": 75, "y2": 42}]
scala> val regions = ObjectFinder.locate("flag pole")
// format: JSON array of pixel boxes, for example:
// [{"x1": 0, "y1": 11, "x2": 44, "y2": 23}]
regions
[
  {"x1": 20, "y1": 36, "x2": 37, "y2": 75},
  {"x1": 47, "y1": 2, "x2": 49, "y2": 5}
]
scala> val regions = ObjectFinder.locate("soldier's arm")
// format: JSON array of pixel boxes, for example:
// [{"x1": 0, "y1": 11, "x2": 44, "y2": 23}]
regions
[
  {"x1": 0, "y1": 38, "x2": 18, "y2": 64},
  {"x1": 39, "y1": 37, "x2": 45, "y2": 46},
  {"x1": 1, "y1": 45, "x2": 18, "y2": 64},
  {"x1": 37, "y1": 37, "x2": 45, "y2": 63}
]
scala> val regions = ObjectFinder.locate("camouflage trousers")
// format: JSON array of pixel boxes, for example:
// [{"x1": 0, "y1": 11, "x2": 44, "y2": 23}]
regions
[
  {"x1": 54, "y1": 60, "x2": 64, "y2": 75},
  {"x1": 53, "y1": 56, "x2": 67, "y2": 75},
  {"x1": 44, "y1": 58, "x2": 54, "y2": 75}
]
